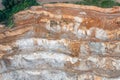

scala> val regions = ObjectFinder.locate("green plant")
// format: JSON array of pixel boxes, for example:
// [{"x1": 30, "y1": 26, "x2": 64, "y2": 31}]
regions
[
  {"x1": 2, "y1": 0, "x2": 24, "y2": 9},
  {"x1": 75, "y1": 0, "x2": 120, "y2": 8},
  {"x1": 100, "y1": 0, "x2": 120, "y2": 8},
  {"x1": 0, "y1": 0, "x2": 38, "y2": 27},
  {"x1": 0, "y1": 10, "x2": 6, "y2": 22}
]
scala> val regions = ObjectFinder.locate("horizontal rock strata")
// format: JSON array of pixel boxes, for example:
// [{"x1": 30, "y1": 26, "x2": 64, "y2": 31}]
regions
[{"x1": 0, "y1": 3, "x2": 120, "y2": 80}]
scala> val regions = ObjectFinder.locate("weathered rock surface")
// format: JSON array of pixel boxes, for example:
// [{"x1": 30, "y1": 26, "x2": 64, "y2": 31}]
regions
[{"x1": 0, "y1": 3, "x2": 120, "y2": 80}]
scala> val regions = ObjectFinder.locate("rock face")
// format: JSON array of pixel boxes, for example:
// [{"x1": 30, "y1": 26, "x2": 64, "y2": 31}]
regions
[
  {"x1": 0, "y1": 0, "x2": 4, "y2": 10},
  {"x1": 116, "y1": 0, "x2": 120, "y2": 3},
  {"x1": 0, "y1": 3, "x2": 120, "y2": 80}
]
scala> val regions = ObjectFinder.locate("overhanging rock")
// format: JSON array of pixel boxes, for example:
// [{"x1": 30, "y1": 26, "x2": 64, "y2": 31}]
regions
[{"x1": 0, "y1": 3, "x2": 120, "y2": 80}]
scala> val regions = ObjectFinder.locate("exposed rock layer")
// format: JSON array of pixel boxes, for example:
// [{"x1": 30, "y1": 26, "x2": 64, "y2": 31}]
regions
[{"x1": 0, "y1": 3, "x2": 120, "y2": 80}]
